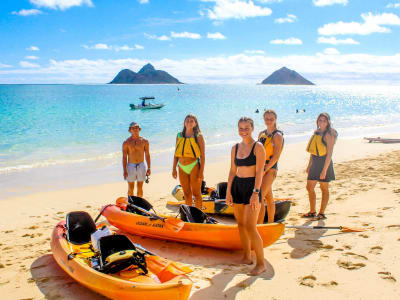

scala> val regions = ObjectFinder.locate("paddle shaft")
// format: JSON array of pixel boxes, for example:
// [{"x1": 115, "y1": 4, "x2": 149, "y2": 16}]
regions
[
  {"x1": 128, "y1": 203, "x2": 165, "y2": 221},
  {"x1": 286, "y1": 225, "x2": 342, "y2": 230}
]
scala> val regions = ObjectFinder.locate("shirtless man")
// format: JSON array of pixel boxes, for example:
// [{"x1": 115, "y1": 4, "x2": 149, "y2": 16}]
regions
[{"x1": 122, "y1": 122, "x2": 151, "y2": 197}]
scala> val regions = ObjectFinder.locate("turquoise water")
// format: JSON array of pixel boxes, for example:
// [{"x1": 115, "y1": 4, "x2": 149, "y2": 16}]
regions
[{"x1": 1, "y1": 84, "x2": 400, "y2": 197}]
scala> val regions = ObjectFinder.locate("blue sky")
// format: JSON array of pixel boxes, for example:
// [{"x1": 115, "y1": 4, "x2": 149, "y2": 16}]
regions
[{"x1": 1, "y1": 0, "x2": 400, "y2": 84}]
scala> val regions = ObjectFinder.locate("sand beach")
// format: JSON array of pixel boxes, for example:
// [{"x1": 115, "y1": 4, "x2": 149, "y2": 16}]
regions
[{"x1": 1, "y1": 136, "x2": 400, "y2": 299}]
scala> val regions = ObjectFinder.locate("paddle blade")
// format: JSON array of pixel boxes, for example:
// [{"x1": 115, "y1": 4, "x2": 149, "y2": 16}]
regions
[
  {"x1": 340, "y1": 226, "x2": 369, "y2": 233},
  {"x1": 164, "y1": 218, "x2": 185, "y2": 232}
]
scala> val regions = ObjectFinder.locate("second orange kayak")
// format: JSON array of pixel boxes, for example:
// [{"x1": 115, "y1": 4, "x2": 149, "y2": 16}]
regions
[{"x1": 101, "y1": 202, "x2": 285, "y2": 250}]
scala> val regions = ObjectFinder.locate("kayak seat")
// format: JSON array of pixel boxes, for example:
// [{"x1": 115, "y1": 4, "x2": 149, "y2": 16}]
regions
[
  {"x1": 217, "y1": 182, "x2": 227, "y2": 199},
  {"x1": 201, "y1": 180, "x2": 208, "y2": 195},
  {"x1": 127, "y1": 196, "x2": 154, "y2": 215},
  {"x1": 98, "y1": 234, "x2": 147, "y2": 274},
  {"x1": 66, "y1": 211, "x2": 97, "y2": 245},
  {"x1": 179, "y1": 204, "x2": 218, "y2": 224}
]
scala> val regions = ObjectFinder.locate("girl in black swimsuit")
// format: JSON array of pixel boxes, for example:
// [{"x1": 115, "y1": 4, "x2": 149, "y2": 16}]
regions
[{"x1": 226, "y1": 117, "x2": 266, "y2": 276}]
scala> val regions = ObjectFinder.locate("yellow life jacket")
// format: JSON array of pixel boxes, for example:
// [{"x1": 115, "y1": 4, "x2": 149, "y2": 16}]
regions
[
  {"x1": 174, "y1": 132, "x2": 201, "y2": 158},
  {"x1": 306, "y1": 133, "x2": 327, "y2": 156},
  {"x1": 258, "y1": 130, "x2": 283, "y2": 160}
]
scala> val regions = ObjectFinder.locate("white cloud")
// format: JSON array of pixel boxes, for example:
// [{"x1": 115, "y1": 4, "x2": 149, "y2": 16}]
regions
[
  {"x1": 256, "y1": 0, "x2": 282, "y2": 3},
  {"x1": 3, "y1": 52, "x2": 400, "y2": 84},
  {"x1": 84, "y1": 44, "x2": 144, "y2": 51},
  {"x1": 171, "y1": 31, "x2": 201, "y2": 39},
  {"x1": 19, "y1": 61, "x2": 40, "y2": 68},
  {"x1": 207, "y1": 32, "x2": 227, "y2": 39},
  {"x1": 275, "y1": 14, "x2": 297, "y2": 23},
  {"x1": 25, "y1": 56, "x2": 40, "y2": 60},
  {"x1": 313, "y1": 0, "x2": 348, "y2": 7},
  {"x1": 138, "y1": 0, "x2": 149, "y2": 3},
  {"x1": 83, "y1": 43, "x2": 112, "y2": 50},
  {"x1": 270, "y1": 37, "x2": 302, "y2": 45},
  {"x1": 244, "y1": 50, "x2": 265, "y2": 54},
  {"x1": 319, "y1": 12, "x2": 400, "y2": 35},
  {"x1": 323, "y1": 48, "x2": 340, "y2": 55},
  {"x1": 26, "y1": 46, "x2": 40, "y2": 51},
  {"x1": 317, "y1": 36, "x2": 359, "y2": 45},
  {"x1": 144, "y1": 33, "x2": 171, "y2": 41},
  {"x1": 30, "y1": 0, "x2": 93, "y2": 10},
  {"x1": 12, "y1": 9, "x2": 43, "y2": 16},
  {"x1": 0, "y1": 63, "x2": 12, "y2": 68},
  {"x1": 387, "y1": 3, "x2": 400, "y2": 8},
  {"x1": 202, "y1": 0, "x2": 272, "y2": 20}
]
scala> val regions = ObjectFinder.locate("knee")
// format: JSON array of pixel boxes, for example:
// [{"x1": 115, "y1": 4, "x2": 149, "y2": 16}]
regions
[
  {"x1": 245, "y1": 223, "x2": 257, "y2": 233},
  {"x1": 306, "y1": 183, "x2": 314, "y2": 192},
  {"x1": 237, "y1": 219, "x2": 247, "y2": 228},
  {"x1": 320, "y1": 186, "x2": 329, "y2": 194}
]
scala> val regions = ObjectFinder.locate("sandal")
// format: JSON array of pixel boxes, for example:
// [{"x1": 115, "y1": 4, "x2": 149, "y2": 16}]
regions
[
  {"x1": 301, "y1": 212, "x2": 316, "y2": 218},
  {"x1": 316, "y1": 213, "x2": 327, "y2": 220}
]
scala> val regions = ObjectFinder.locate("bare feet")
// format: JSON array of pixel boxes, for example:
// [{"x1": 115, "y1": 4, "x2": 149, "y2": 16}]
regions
[
  {"x1": 249, "y1": 263, "x2": 266, "y2": 276},
  {"x1": 240, "y1": 255, "x2": 253, "y2": 265}
]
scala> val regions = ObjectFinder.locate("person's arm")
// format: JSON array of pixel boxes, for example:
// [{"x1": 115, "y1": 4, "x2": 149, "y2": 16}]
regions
[
  {"x1": 172, "y1": 136, "x2": 179, "y2": 179},
  {"x1": 144, "y1": 139, "x2": 151, "y2": 176},
  {"x1": 306, "y1": 154, "x2": 312, "y2": 173},
  {"x1": 250, "y1": 143, "x2": 266, "y2": 210},
  {"x1": 320, "y1": 133, "x2": 334, "y2": 180},
  {"x1": 122, "y1": 141, "x2": 128, "y2": 179},
  {"x1": 226, "y1": 146, "x2": 237, "y2": 207},
  {"x1": 197, "y1": 135, "x2": 205, "y2": 180},
  {"x1": 264, "y1": 133, "x2": 283, "y2": 172}
]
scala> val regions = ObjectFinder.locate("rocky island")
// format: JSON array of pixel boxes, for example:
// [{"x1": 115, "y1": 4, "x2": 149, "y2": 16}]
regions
[
  {"x1": 109, "y1": 63, "x2": 182, "y2": 84},
  {"x1": 261, "y1": 67, "x2": 314, "y2": 85}
]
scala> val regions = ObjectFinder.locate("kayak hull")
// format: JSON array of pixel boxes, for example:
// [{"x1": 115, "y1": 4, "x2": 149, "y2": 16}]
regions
[
  {"x1": 51, "y1": 221, "x2": 192, "y2": 300},
  {"x1": 102, "y1": 204, "x2": 285, "y2": 250}
]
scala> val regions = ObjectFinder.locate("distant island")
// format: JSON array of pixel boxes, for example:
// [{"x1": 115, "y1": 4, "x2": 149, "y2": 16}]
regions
[
  {"x1": 261, "y1": 67, "x2": 314, "y2": 85},
  {"x1": 109, "y1": 63, "x2": 182, "y2": 84}
]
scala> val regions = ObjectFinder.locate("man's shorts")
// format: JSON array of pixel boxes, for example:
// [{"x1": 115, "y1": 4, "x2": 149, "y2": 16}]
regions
[{"x1": 126, "y1": 162, "x2": 147, "y2": 182}]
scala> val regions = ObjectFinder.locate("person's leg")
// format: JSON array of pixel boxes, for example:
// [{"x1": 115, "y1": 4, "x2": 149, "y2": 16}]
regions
[
  {"x1": 178, "y1": 166, "x2": 192, "y2": 206},
  {"x1": 233, "y1": 204, "x2": 252, "y2": 264},
  {"x1": 258, "y1": 173, "x2": 267, "y2": 224},
  {"x1": 189, "y1": 164, "x2": 202, "y2": 209},
  {"x1": 305, "y1": 180, "x2": 318, "y2": 215},
  {"x1": 136, "y1": 181, "x2": 144, "y2": 198},
  {"x1": 262, "y1": 170, "x2": 277, "y2": 223},
  {"x1": 244, "y1": 204, "x2": 266, "y2": 275},
  {"x1": 319, "y1": 182, "x2": 330, "y2": 215},
  {"x1": 128, "y1": 182, "x2": 135, "y2": 196}
]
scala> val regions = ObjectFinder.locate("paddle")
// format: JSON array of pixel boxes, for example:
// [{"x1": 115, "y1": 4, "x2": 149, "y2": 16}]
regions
[
  {"x1": 286, "y1": 225, "x2": 367, "y2": 233},
  {"x1": 128, "y1": 203, "x2": 184, "y2": 232}
]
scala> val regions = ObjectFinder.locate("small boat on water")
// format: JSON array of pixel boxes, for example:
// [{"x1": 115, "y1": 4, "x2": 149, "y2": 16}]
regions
[{"x1": 130, "y1": 96, "x2": 165, "y2": 110}]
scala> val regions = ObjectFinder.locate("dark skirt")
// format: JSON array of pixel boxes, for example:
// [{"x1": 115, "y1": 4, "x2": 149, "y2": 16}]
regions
[{"x1": 307, "y1": 155, "x2": 335, "y2": 182}]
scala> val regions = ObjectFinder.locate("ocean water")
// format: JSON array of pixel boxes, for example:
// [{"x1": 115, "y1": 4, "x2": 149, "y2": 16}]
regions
[{"x1": 1, "y1": 84, "x2": 400, "y2": 197}]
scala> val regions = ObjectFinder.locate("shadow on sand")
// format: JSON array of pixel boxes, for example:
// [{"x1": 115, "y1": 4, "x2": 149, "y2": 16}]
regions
[{"x1": 30, "y1": 254, "x2": 107, "y2": 299}]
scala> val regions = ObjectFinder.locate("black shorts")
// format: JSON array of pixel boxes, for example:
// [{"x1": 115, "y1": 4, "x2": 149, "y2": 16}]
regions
[
  {"x1": 231, "y1": 176, "x2": 262, "y2": 205},
  {"x1": 265, "y1": 160, "x2": 278, "y2": 171},
  {"x1": 307, "y1": 155, "x2": 335, "y2": 182}
]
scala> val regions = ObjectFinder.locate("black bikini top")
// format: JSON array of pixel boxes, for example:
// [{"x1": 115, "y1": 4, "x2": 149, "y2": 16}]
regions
[{"x1": 234, "y1": 142, "x2": 257, "y2": 166}]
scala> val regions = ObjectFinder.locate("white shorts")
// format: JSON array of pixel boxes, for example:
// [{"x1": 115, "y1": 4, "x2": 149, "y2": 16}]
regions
[{"x1": 126, "y1": 162, "x2": 147, "y2": 182}]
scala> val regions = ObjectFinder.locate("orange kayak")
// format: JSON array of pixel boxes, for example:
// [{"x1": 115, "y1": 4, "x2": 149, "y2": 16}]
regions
[
  {"x1": 102, "y1": 203, "x2": 285, "y2": 250},
  {"x1": 51, "y1": 218, "x2": 192, "y2": 300}
]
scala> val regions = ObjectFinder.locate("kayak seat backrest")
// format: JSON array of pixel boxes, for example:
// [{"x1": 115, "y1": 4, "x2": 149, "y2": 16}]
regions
[
  {"x1": 66, "y1": 211, "x2": 97, "y2": 245},
  {"x1": 98, "y1": 234, "x2": 147, "y2": 274},
  {"x1": 217, "y1": 182, "x2": 227, "y2": 199},
  {"x1": 179, "y1": 204, "x2": 219, "y2": 224},
  {"x1": 98, "y1": 234, "x2": 136, "y2": 266},
  {"x1": 127, "y1": 196, "x2": 153, "y2": 215},
  {"x1": 201, "y1": 180, "x2": 208, "y2": 195}
]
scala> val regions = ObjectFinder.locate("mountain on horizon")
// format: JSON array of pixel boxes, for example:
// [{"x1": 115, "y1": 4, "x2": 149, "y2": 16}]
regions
[
  {"x1": 261, "y1": 67, "x2": 314, "y2": 85},
  {"x1": 109, "y1": 63, "x2": 182, "y2": 84}
]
